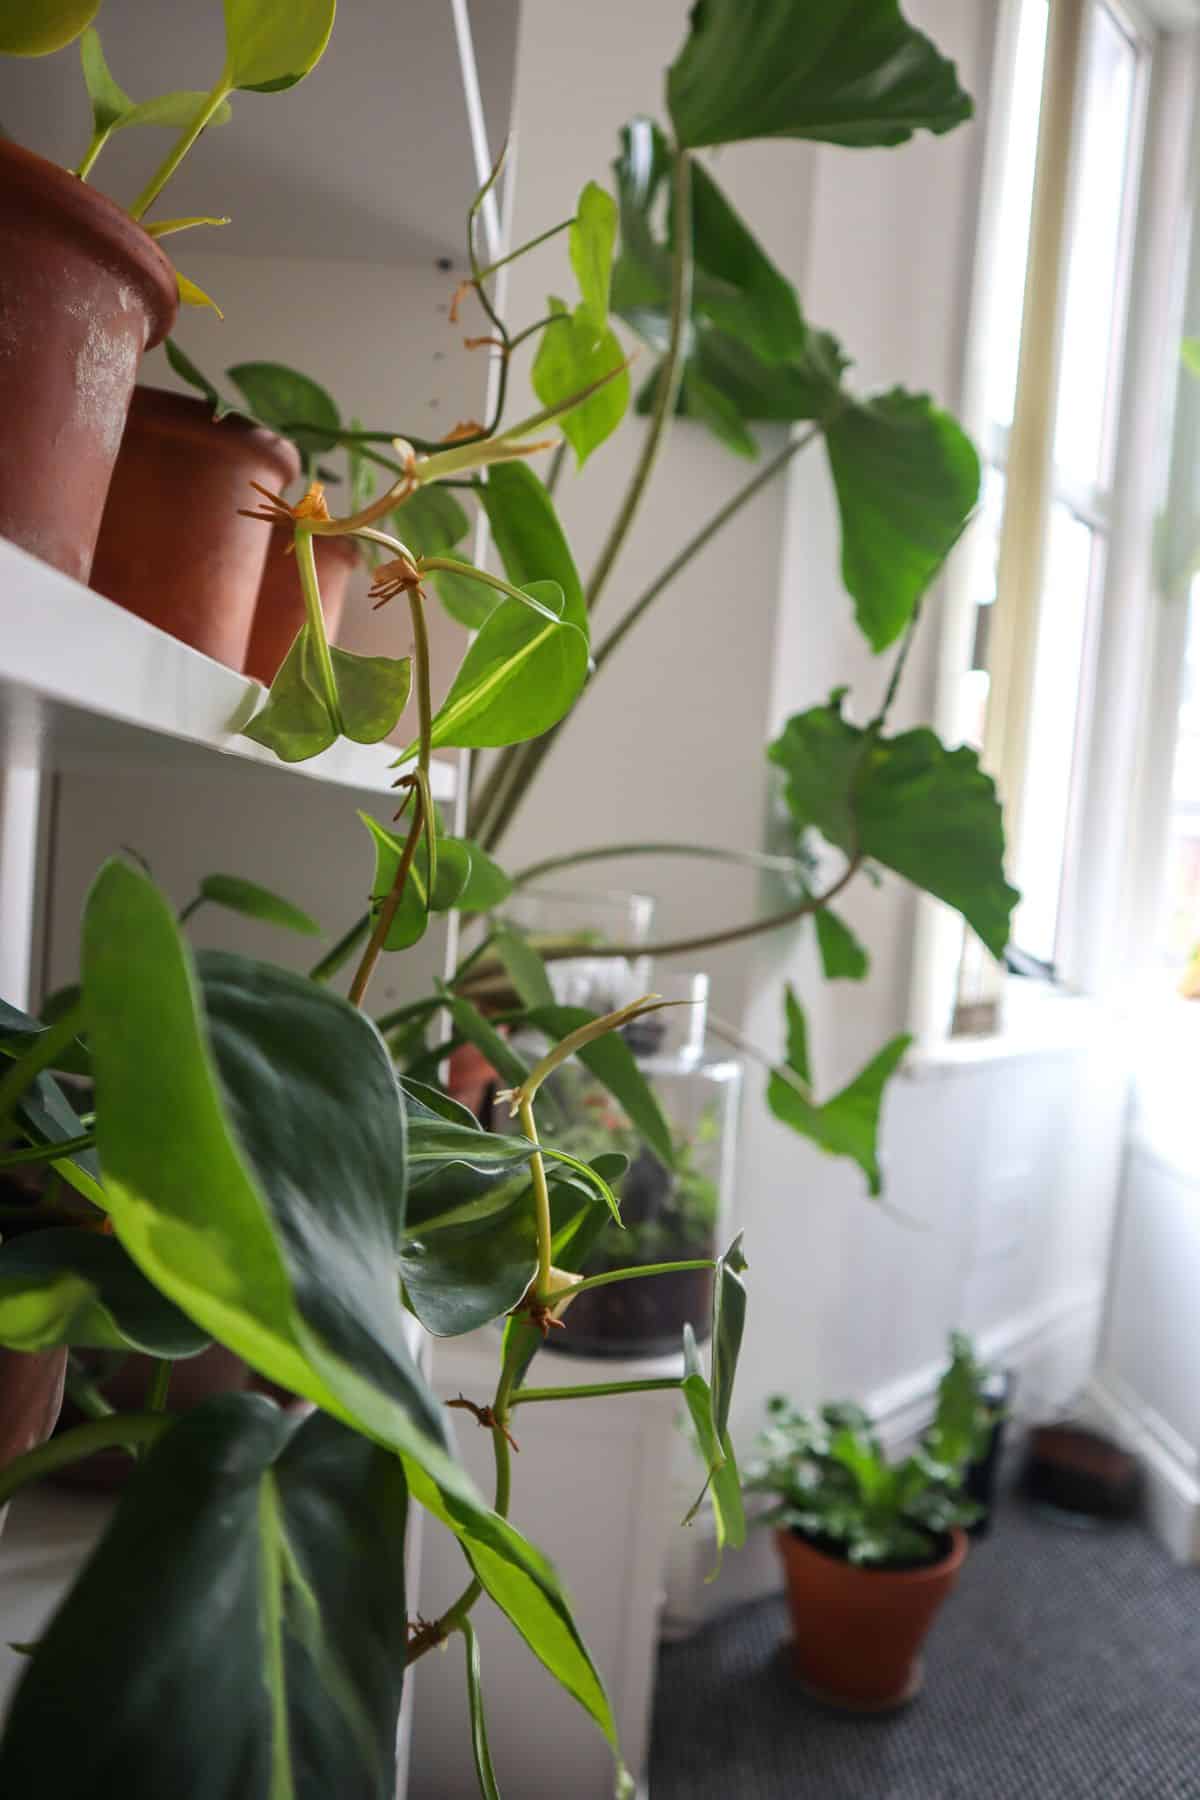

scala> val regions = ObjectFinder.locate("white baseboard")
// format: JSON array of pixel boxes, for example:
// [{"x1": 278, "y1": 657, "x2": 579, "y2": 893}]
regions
[
  {"x1": 661, "y1": 1285, "x2": 1105, "y2": 1635},
  {"x1": 1084, "y1": 1374, "x2": 1200, "y2": 1564}
]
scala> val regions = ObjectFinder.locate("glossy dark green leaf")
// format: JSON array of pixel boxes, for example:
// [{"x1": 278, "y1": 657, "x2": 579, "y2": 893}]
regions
[
  {"x1": 492, "y1": 924, "x2": 556, "y2": 1010},
  {"x1": 825, "y1": 389, "x2": 981, "y2": 650},
  {"x1": 223, "y1": 0, "x2": 336, "y2": 93},
  {"x1": 13, "y1": 1073, "x2": 103, "y2": 1206},
  {"x1": 400, "y1": 1077, "x2": 480, "y2": 1132},
  {"x1": 394, "y1": 483, "x2": 470, "y2": 556},
  {"x1": 815, "y1": 908, "x2": 868, "y2": 982},
  {"x1": 769, "y1": 691, "x2": 1019, "y2": 956},
  {"x1": 0, "y1": 995, "x2": 42, "y2": 1052},
  {"x1": 463, "y1": 1621, "x2": 501, "y2": 1800},
  {"x1": 680, "y1": 1323, "x2": 746, "y2": 1567},
  {"x1": 400, "y1": 1169, "x2": 537, "y2": 1337},
  {"x1": 667, "y1": 0, "x2": 973, "y2": 150},
  {"x1": 531, "y1": 300, "x2": 629, "y2": 467},
  {"x1": 1, "y1": 0, "x2": 98, "y2": 56},
  {"x1": 520, "y1": 1004, "x2": 675, "y2": 1169},
  {"x1": 227, "y1": 361, "x2": 340, "y2": 470},
  {"x1": 0, "y1": 1397, "x2": 408, "y2": 1800},
  {"x1": 767, "y1": 985, "x2": 910, "y2": 1196},
  {"x1": 199, "y1": 874, "x2": 321, "y2": 937},
  {"x1": 710, "y1": 1232, "x2": 747, "y2": 1442},
  {"x1": 412, "y1": 582, "x2": 587, "y2": 753},
  {"x1": 430, "y1": 554, "x2": 499, "y2": 630},
  {"x1": 0, "y1": 1229, "x2": 210, "y2": 1356},
  {"x1": 571, "y1": 180, "x2": 618, "y2": 339},
  {"x1": 477, "y1": 462, "x2": 585, "y2": 626}
]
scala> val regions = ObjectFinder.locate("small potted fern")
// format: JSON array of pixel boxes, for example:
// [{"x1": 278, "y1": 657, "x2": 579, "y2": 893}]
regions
[{"x1": 749, "y1": 1335, "x2": 992, "y2": 1711}]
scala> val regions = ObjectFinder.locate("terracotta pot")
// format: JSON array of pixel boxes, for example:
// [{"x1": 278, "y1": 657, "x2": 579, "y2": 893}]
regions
[
  {"x1": 0, "y1": 141, "x2": 177, "y2": 582},
  {"x1": 776, "y1": 1525, "x2": 967, "y2": 1709},
  {"x1": 90, "y1": 387, "x2": 300, "y2": 668},
  {"x1": 52, "y1": 1344, "x2": 250, "y2": 1491},
  {"x1": 0, "y1": 1348, "x2": 68, "y2": 1529},
  {"x1": 244, "y1": 522, "x2": 358, "y2": 684},
  {"x1": 447, "y1": 1041, "x2": 503, "y2": 1122}
]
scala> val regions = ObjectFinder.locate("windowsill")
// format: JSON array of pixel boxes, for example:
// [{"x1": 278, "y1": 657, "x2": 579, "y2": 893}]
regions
[{"x1": 905, "y1": 980, "x2": 1104, "y2": 1078}]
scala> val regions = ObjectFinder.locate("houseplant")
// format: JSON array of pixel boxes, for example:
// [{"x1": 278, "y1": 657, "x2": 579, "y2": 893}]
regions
[
  {"x1": 0, "y1": 2, "x2": 336, "y2": 581},
  {"x1": 749, "y1": 1334, "x2": 992, "y2": 1708},
  {"x1": 0, "y1": 3, "x2": 1019, "y2": 1796}
]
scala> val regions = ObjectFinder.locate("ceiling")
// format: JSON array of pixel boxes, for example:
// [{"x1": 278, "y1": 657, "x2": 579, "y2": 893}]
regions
[{"x1": 0, "y1": 0, "x2": 519, "y2": 264}]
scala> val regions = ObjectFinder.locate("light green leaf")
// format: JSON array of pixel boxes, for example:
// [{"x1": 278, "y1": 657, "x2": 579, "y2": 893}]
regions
[
  {"x1": 430, "y1": 555, "x2": 499, "y2": 630},
  {"x1": 176, "y1": 270, "x2": 224, "y2": 318},
  {"x1": 145, "y1": 214, "x2": 231, "y2": 239},
  {"x1": 0, "y1": 1230, "x2": 210, "y2": 1356},
  {"x1": 199, "y1": 874, "x2": 321, "y2": 937},
  {"x1": 0, "y1": 0, "x2": 97, "y2": 56},
  {"x1": 769, "y1": 691, "x2": 1020, "y2": 956},
  {"x1": 227, "y1": 361, "x2": 341, "y2": 472},
  {"x1": 476, "y1": 462, "x2": 585, "y2": 627},
  {"x1": 331, "y1": 646, "x2": 412, "y2": 745},
  {"x1": 519, "y1": 1003, "x2": 675, "y2": 1171},
  {"x1": 119, "y1": 91, "x2": 232, "y2": 129},
  {"x1": 393, "y1": 485, "x2": 471, "y2": 558},
  {"x1": 767, "y1": 985, "x2": 910, "y2": 1196},
  {"x1": 815, "y1": 908, "x2": 868, "y2": 982},
  {"x1": 243, "y1": 624, "x2": 335, "y2": 762},
  {"x1": 531, "y1": 299, "x2": 629, "y2": 467},
  {"x1": 359, "y1": 813, "x2": 428, "y2": 953},
  {"x1": 0, "y1": 1398, "x2": 410, "y2": 1800},
  {"x1": 667, "y1": 0, "x2": 974, "y2": 150},
  {"x1": 710, "y1": 1232, "x2": 747, "y2": 1442},
  {"x1": 463, "y1": 1622, "x2": 501, "y2": 1800},
  {"x1": 405, "y1": 581, "x2": 587, "y2": 754},
  {"x1": 491, "y1": 924, "x2": 556, "y2": 1010},
  {"x1": 825, "y1": 389, "x2": 981, "y2": 650},
  {"x1": 222, "y1": 0, "x2": 336, "y2": 94},
  {"x1": 1183, "y1": 337, "x2": 1200, "y2": 379},
  {"x1": 681, "y1": 1324, "x2": 746, "y2": 1572},
  {"x1": 570, "y1": 180, "x2": 617, "y2": 339},
  {"x1": 454, "y1": 841, "x2": 513, "y2": 912},
  {"x1": 79, "y1": 26, "x2": 130, "y2": 130}
]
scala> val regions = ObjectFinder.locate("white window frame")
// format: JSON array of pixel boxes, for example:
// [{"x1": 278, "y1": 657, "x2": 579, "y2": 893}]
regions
[{"x1": 911, "y1": 0, "x2": 1200, "y2": 1051}]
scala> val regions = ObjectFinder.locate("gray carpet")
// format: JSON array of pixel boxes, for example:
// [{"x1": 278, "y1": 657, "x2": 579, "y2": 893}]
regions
[{"x1": 650, "y1": 1499, "x2": 1200, "y2": 1798}]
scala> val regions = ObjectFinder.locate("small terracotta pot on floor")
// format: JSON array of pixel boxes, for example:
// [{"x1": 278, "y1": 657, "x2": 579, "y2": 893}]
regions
[
  {"x1": 776, "y1": 1526, "x2": 967, "y2": 1710},
  {"x1": 244, "y1": 523, "x2": 359, "y2": 684},
  {"x1": 0, "y1": 1348, "x2": 68, "y2": 1531},
  {"x1": 90, "y1": 387, "x2": 300, "y2": 669},
  {"x1": 0, "y1": 142, "x2": 177, "y2": 582}
]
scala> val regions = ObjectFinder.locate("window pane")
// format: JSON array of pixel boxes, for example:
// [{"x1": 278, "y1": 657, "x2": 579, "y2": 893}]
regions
[
  {"x1": 1012, "y1": 505, "x2": 1100, "y2": 964},
  {"x1": 982, "y1": 0, "x2": 1049, "y2": 433},
  {"x1": 1161, "y1": 583, "x2": 1200, "y2": 969},
  {"x1": 1052, "y1": 6, "x2": 1139, "y2": 492},
  {"x1": 958, "y1": 464, "x2": 1007, "y2": 748}
]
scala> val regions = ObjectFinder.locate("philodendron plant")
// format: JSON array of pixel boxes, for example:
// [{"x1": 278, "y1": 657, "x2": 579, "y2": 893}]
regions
[
  {"x1": 0, "y1": 3, "x2": 1019, "y2": 1797},
  {"x1": 1, "y1": 0, "x2": 337, "y2": 314}
]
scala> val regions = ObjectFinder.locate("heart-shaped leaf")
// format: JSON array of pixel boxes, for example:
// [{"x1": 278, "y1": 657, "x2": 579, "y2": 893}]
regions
[
  {"x1": 400, "y1": 1170, "x2": 537, "y2": 1337},
  {"x1": 227, "y1": 362, "x2": 341, "y2": 472},
  {"x1": 332, "y1": 646, "x2": 412, "y2": 744},
  {"x1": 0, "y1": 1229, "x2": 211, "y2": 1356},
  {"x1": 0, "y1": 0, "x2": 97, "y2": 56},
  {"x1": 766, "y1": 985, "x2": 910, "y2": 1196},
  {"x1": 455, "y1": 841, "x2": 512, "y2": 912},
  {"x1": 359, "y1": 813, "x2": 429, "y2": 952},
  {"x1": 223, "y1": 0, "x2": 336, "y2": 94},
  {"x1": 0, "y1": 1398, "x2": 409, "y2": 1799},
  {"x1": 244, "y1": 630, "x2": 411, "y2": 762},
  {"x1": 199, "y1": 874, "x2": 321, "y2": 937},
  {"x1": 531, "y1": 301, "x2": 629, "y2": 467},
  {"x1": 815, "y1": 907, "x2": 869, "y2": 982},
  {"x1": 667, "y1": 0, "x2": 973, "y2": 150},
  {"x1": 570, "y1": 181, "x2": 618, "y2": 339},
  {"x1": 769, "y1": 691, "x2": 1019, "y2": 956},
  {"x1": 404, "y1": 582, "x2": 587, "y2": 754}
]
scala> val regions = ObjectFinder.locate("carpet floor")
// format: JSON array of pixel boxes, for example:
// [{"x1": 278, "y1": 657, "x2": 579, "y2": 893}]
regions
[{"x1": 650, "y1": 1498, "x2": 1200, "y2": 1798}]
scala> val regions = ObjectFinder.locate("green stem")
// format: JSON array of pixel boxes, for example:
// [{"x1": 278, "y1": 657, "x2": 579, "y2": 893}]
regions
[
  {"x1": 178, "y1": 895, "x2": 205, "y2": 926},
  {"x1": 0, "y1": 1005, "x2": 84, "y2": 1134},
  {"x1": 518, "y1": 1097, "x2": 554, "y2": 1299},
  {"x1": 409, "y1": 590, "x2": 433, "y2": 781},
  {"x1": 0, "y1": 1133, "x2": 94, "y2": 1170},
  {"x1": 295, "y1": 526, "x2": 344, "y2": 733},
  {"x1": 347, "y1": 789, "x2": 425, "y2": 1011},
  {"x1": 0, "y1": 1413, "x2": 170, "y2": 1507},
  {"x1": 511, "y1": 840, "x2": 818, "y2": 889},
  {"x1": 511, "y1": 1378, "x2": 683, "y2": 1407},
  {"x1": 420, "y1": 558, "x2": 560, "y2": 622},
  {"x1": 584, "y1": 149, "x2": 692, "y2": 615},
  {"x1": 507, "y1": 312, "x2": 570, "y2": 355},
  {"x1": 471, "y1": 217, "x2": 573, "y2": 286},
  {"x1": 553, "y1": 1259, "x2": 715, "y2": 1305},
  {"x1": 308, "y1": 915, "x2": 370, "y2": 984},
  {"x1": 128, "y1": 80, "x2": 232, "y2": 220},
  {"x1": 65, "y1": 1359, "x2": 115, "y2": 1422},
  {"x1": 75, "y1": 127, "x2": 111, "y2": 182},
  {"x1": 145, "y1": 1360, "x2": 172, "y2": 1413}
]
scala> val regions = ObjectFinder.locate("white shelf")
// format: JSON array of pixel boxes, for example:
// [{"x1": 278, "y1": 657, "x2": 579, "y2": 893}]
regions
[{"x1": 0, "y1": 537, "x2": 454, "y2": 802}]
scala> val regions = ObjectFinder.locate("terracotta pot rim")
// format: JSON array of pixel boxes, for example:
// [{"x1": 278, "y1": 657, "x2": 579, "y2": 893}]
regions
[
  {"x1": 0, "y1": 139, "x2": 178, "y2": 349},
  {"x1": 776, "y1": 1523, "x2": 967, "y2": 1586},
  {"x1": 130, "y1": 386, "x2": 301, "y2": 485},
  {"x1": 269, "y1": 518, "x2": 360, "y2": 565}
]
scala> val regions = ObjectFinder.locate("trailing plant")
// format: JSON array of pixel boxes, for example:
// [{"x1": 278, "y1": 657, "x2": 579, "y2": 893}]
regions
[
  {"x1": 748, "y1": 1334, "x2": 993, "y2": 1568},
  {"x1": 0, "y1": 1, "x2": 337, "y2": 314},
  {"x1": 0, "y1": 3, "x2": 1022, "y2": 1796}
]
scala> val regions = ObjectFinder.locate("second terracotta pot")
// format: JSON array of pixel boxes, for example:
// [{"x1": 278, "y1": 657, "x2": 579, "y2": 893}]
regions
[
  {"x1": 244, "y1": 522, "x2": 359, "y2": 685},
  {"x1": 0, "y1": 1347, "x2": 68, "y2": 1532},
  {"x1": 52, "y1": 1344, "x2": 250, "y2": 1491},
  {"x1": 776, "y1": 1526, "x2": 966, "y2": 1709},
  {"x1": 90, "y1": 387, "x2": 301, "y2": 668}
]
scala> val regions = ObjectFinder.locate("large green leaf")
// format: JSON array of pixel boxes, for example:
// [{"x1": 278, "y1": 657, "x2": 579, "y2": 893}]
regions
[
  {"x1": 0, "y1": 1229, "x2": 210, "y2": 1356},
  {"x1": 0, "y1": 0, "x2": 97, "y2": 55},
  {"x1": 825, "y1": 389, "x2": 981, "y2": 650},
  {"x1": 222, "y1": 0, "x2": 336, "y2": 93},
  {"x1": 407, "y1": 582, "x2": 587, "y2": 753},
  {"x1": 520, "y1": 1004, "x2": 675, "y2": 1170},
  {"x1": 477, "y1": 463, "x2": 585, "y2": 626},
  {"x1": 769, "y1": 691, "x2": 1019, "y2": 956},
  {"x1": 400, "y1": 1170, "x2": 537, "y2": 1337},
  {"x1": 666, "y1": 0, "x2": 973, "y2": 150},
  {"x1": 244, "y1": 628, "x2": 411, "y2": 762},
  {"x1": 531, "y1": 301, "x2": 629, "y2": 467},
  {"x1": 766, "y1": 985, "x2": 910, "y2": 1196},
  {"x1": 199, "y1": 874, "x2": 321, "y2": 937},
  {"x1": 0, "y1": 1398, "x2": 408, "y2": 1799},
  {"x1": 227, "y1": 362, "x2": 340, "y2": 471},
  {"x1": 680, "y1": 1324, "x2": 745, "y2": 1569},
  {"x1": 81, "y1": 863, "x2": 616, "y2": 1747},
  {"x1": 570, "y1": 181, "x2": 618, "y2": 339}
]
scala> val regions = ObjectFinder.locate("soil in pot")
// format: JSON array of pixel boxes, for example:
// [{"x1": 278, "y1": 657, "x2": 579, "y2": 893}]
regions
[
  {"x1": 90, "y1": 387, "x2": 300, "y2": 668},
  {"x1": 244, "y1": 523, "x2": 359, "y2": 685},
  {"x1": 0, "y1": 141, "x2": 178, "y2": 582},
  {"x1": 776, "y1": 1526, "x2": 967, "y2": 1710},
  {"x1": 52, "y1": 1344, "x2": 250, "y2": 1491}
]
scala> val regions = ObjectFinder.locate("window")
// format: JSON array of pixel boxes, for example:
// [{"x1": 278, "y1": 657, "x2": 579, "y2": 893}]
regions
[{"x1": 937, "y1": 0, "x2": 1153, "y2": 1032}]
